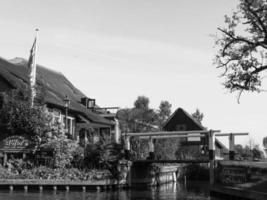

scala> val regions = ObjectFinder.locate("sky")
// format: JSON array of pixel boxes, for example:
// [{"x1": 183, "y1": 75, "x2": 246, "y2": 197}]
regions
[{"x1": 0, "y1": 0, "x2": 266, "y2": 149}]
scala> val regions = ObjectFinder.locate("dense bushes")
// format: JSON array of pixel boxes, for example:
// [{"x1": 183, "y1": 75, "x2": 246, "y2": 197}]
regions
[
  {"x1": 84, "y1": 142, "x2": 126, "y2": 178},
  {"x1": 40, "y1": 135, "x2": 79, "y2": 168},
  {"x1": 0, "y1": 141, "x2": 127, "y2": 181},
  {"x1": 0, "y1": 165, "x2": 112, "y2": 181}
]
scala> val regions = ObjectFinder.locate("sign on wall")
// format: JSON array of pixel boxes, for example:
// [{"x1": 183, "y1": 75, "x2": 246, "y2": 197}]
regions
[
  {"x1": 0, "y1": 135, "x2": 35, "y2": 152},
  {"x1": 221, "y1": 167, "x2": 247, "y2": 184}
]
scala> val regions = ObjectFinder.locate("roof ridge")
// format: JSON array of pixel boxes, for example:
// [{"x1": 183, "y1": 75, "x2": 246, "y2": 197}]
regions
[
  {"x1": 8, "y1": 57, "x2": 64, "y2": 75},
  {"x1": 162, "y1": 107, "x2": 206, "y2": 130}
]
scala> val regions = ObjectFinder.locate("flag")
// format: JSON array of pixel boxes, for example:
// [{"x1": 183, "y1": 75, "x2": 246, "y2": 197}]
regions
[{"x1": 28, "y1": 31, "x2": 38, "y2": 107}]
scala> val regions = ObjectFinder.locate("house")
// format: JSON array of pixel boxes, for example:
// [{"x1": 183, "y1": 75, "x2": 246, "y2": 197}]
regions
[
  {"x1": 162, "y1": 107, "x2": 229, "y2": 160},
  {"x1": 0, "y1": 57, "x2": 119, "y2": 144}
]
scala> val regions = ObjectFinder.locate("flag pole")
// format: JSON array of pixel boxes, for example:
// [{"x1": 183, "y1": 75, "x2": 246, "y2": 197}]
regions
[
  {"x1": 33, "y1": 28, "x2": 39, "y2": 86},
  {"x1": 29, "y1": 28, "x2": 39, "y2": 107}
]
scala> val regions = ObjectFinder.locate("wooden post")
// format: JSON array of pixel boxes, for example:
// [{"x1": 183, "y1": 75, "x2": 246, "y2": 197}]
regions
[
  {"x1": 82, "y1": 186, "x2": 86, "y2": 192},
  {"x1": 114, "y1": 119, "x2": 120, "y2": 143},
  {"x1": 9, "y1": 185, "x2": 13, "y2": 191},
  {"x1": 209, "y1": 130, "x2": 215, "y2": 185},
  {"x1": 148, "y1": 137, "x2": 155, "y2": 159},
  {"x1": 3, "y1": 153, "x2": 7, "y2": 166},
  {"x1": 125, "y1": 136, "x2": 131, "y2": 160},
  {"x1": 125, "y1": 136, "x2": 130, "y2": 151},
  {"x1": 229, "y1": 133, "x2": 235, "y2": 160}
]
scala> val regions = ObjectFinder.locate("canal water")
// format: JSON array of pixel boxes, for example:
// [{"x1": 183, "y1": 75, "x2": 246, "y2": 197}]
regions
[{"x1": 0, "y1": 182, "x2": 226, "y2": 200}]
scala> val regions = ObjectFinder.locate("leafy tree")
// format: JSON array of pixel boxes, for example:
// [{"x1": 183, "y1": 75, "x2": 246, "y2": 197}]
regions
[
  {"x1": 117, "y1": 96, "x2": 161, "y2": 159},
  {"x1": 117, "y1": 96, "x2": 177, "y2": 160},
  {"x1": 191, "y1": 108, "x2": 204, "y2": 124},
  {"x1": 154, "y1": 101, "x2": 177, "y2": 160},
  {"x1": 234, "y1": 141, "x2": 264, "y2": 160},
  {"x1": 263, "y1": 136, "x2": 267, "y2": 155},
  {"x1": 214, "y1": 0, "x2": 267, "y2": 102},
  {"x1": 157, "y1": 100, "x2": 172, "y2": 129},
  {"x1": 134, "y1": 96, "x2": 149, "y2": 110},
  {"x1": 40, "y1": 135, "x2": 79, "y2": 168},
  {"x1": 0, "y1": 88, "x2": 51, "y2": 139},
  {"x1": 263, "y1": 136, "x2": 267, "y2": 148}
]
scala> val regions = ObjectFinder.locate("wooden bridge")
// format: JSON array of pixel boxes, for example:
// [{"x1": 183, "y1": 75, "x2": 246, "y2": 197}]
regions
[{"x1": 122, "y1": 129, "x2": 249, "y2": 185}]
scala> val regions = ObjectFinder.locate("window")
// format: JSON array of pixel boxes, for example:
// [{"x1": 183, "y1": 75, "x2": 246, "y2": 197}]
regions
[
  {"x1": 63, "y1": 116, "x2": 75, "y2": 136},
  {"x1": 48, "y1": 108, "x2": 76, "y2": 137}
]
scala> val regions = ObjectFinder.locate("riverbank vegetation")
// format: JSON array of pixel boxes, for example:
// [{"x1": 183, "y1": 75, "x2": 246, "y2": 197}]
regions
[{"x1": 0, "y1": 87, "x2": 128, "y2": 182}]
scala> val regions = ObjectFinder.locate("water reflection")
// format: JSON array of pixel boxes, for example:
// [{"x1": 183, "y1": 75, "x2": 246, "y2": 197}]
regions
[{"x1": 0, "y1": 182, "x2": 227, "y2": 200}]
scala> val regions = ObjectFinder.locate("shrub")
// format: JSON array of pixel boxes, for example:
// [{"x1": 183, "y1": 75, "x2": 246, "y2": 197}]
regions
[{"x1": 40, "y1": 135, "x2": 79, "y2": 168}]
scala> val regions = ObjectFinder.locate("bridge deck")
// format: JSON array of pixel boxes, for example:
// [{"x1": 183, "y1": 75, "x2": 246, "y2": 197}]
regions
[{"x1": 133, "y1": 159, "x2": 210, "y2": 164}]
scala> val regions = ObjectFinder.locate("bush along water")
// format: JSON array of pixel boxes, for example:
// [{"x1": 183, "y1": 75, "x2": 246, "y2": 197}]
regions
[{"x1": 0, "y1": 141, "x2": 129, "y2": 182}]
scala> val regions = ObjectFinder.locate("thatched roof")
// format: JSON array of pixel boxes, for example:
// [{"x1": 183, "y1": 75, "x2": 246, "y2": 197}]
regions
[{"x1": 0, "y1": 57, "x2": 113, "y2": 126}]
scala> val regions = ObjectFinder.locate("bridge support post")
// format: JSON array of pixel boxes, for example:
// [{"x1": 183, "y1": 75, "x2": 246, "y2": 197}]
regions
[
  {"x1": 229, "y1": 133, "x2": 235, "y2": 160},
  {"x1": 125, "y1": 136, "x2": 131, "y2": 159},
  {"x1": 148, "y1": 137, "x2": 155, "y2": 160},
  {"x1": 209, "y1": 130, "x2": 215, "y2": 185}
]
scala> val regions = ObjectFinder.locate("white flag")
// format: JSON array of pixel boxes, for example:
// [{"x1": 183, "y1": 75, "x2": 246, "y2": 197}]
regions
[{"x1": 28, "y1": 31, "x2": 38, "y2": 107}]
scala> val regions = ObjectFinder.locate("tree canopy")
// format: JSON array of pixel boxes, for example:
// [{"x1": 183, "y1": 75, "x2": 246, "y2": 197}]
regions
[
  {"x1": 191, "y1": 108, "x2": 204, "y2": 124},
  {"x1": 0, "y1": 88, "x2": 51, "y2": 138},
  {"x1": 215, "y1": 0, "x2": 267, "y2": 102},
  {"x1": 116, "y1": 96, "x2": 172, "y2": 159}
]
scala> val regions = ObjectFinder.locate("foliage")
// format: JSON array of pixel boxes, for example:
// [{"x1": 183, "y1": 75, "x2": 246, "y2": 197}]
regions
[
  {"x1": 263, "y1": 136, "x2": 267, "y2": 148},
  {"x1": 134, "y1": 96, "x2": 150, "y2": 110},
  {"x1": 117, "y1": 96, "x2": 159, "y2": 133},
  {"x1": 84, "y1": 142, "x2": 103, "y2": 169},
  {"x1": 84, "y1": 142, "x2": 126, "y2": 178},
  {"x1": 175, "y1": 145, "x2": 204, "y2": 160},
  {"x1": 191, "y1": 108, "x2": 204, "y2": 124},
  {"x1": 0, "y1": 165, "x2": 112, "y2": 181},
  {"x1": 40, "y1": 135, "x2": 79, "y2": 168},
  {"x1": 234, "y1": 143, "x2": 265, "y2": 160},
  {"x1": 154, "y1": 138, "x2": 180, "y2": 160},
  {"x1": 117, "y1": 96, "x2": 159, "y2": 159},
  {"x1": 0, "y1": 89, "x2": 51, "y2": 138},
  {"x1": 157, "y1": 100, "x2": 172, "y2": 129},
  {"x1": 71, "y1": 146, "x2": 85, "y2": 169},
  {"x1": 0, "y1": 166, "x2": 17, "y2": 179},
  {"x1": 99, "y1": 143, "x2": 126, "y2": 179},
  {"x1": 214, "y1": 0, "x2": 267, "y2": 102}
]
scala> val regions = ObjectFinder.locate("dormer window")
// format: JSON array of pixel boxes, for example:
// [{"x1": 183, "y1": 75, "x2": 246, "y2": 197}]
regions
[
  {"x1": 88, "y1": 98, "x2": 95, "y2": 109},
  {"x1": 81, "y1": 97, "x2": 96, "y2": 109}
]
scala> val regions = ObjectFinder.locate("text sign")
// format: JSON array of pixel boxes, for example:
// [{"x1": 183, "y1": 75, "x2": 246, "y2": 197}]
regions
[
  {"x1": 0, "y1": 135, "x2": 34, "y2": 152},
  {"x1": 221, "y1": 167, "x2": 247, "y2": 184}
]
